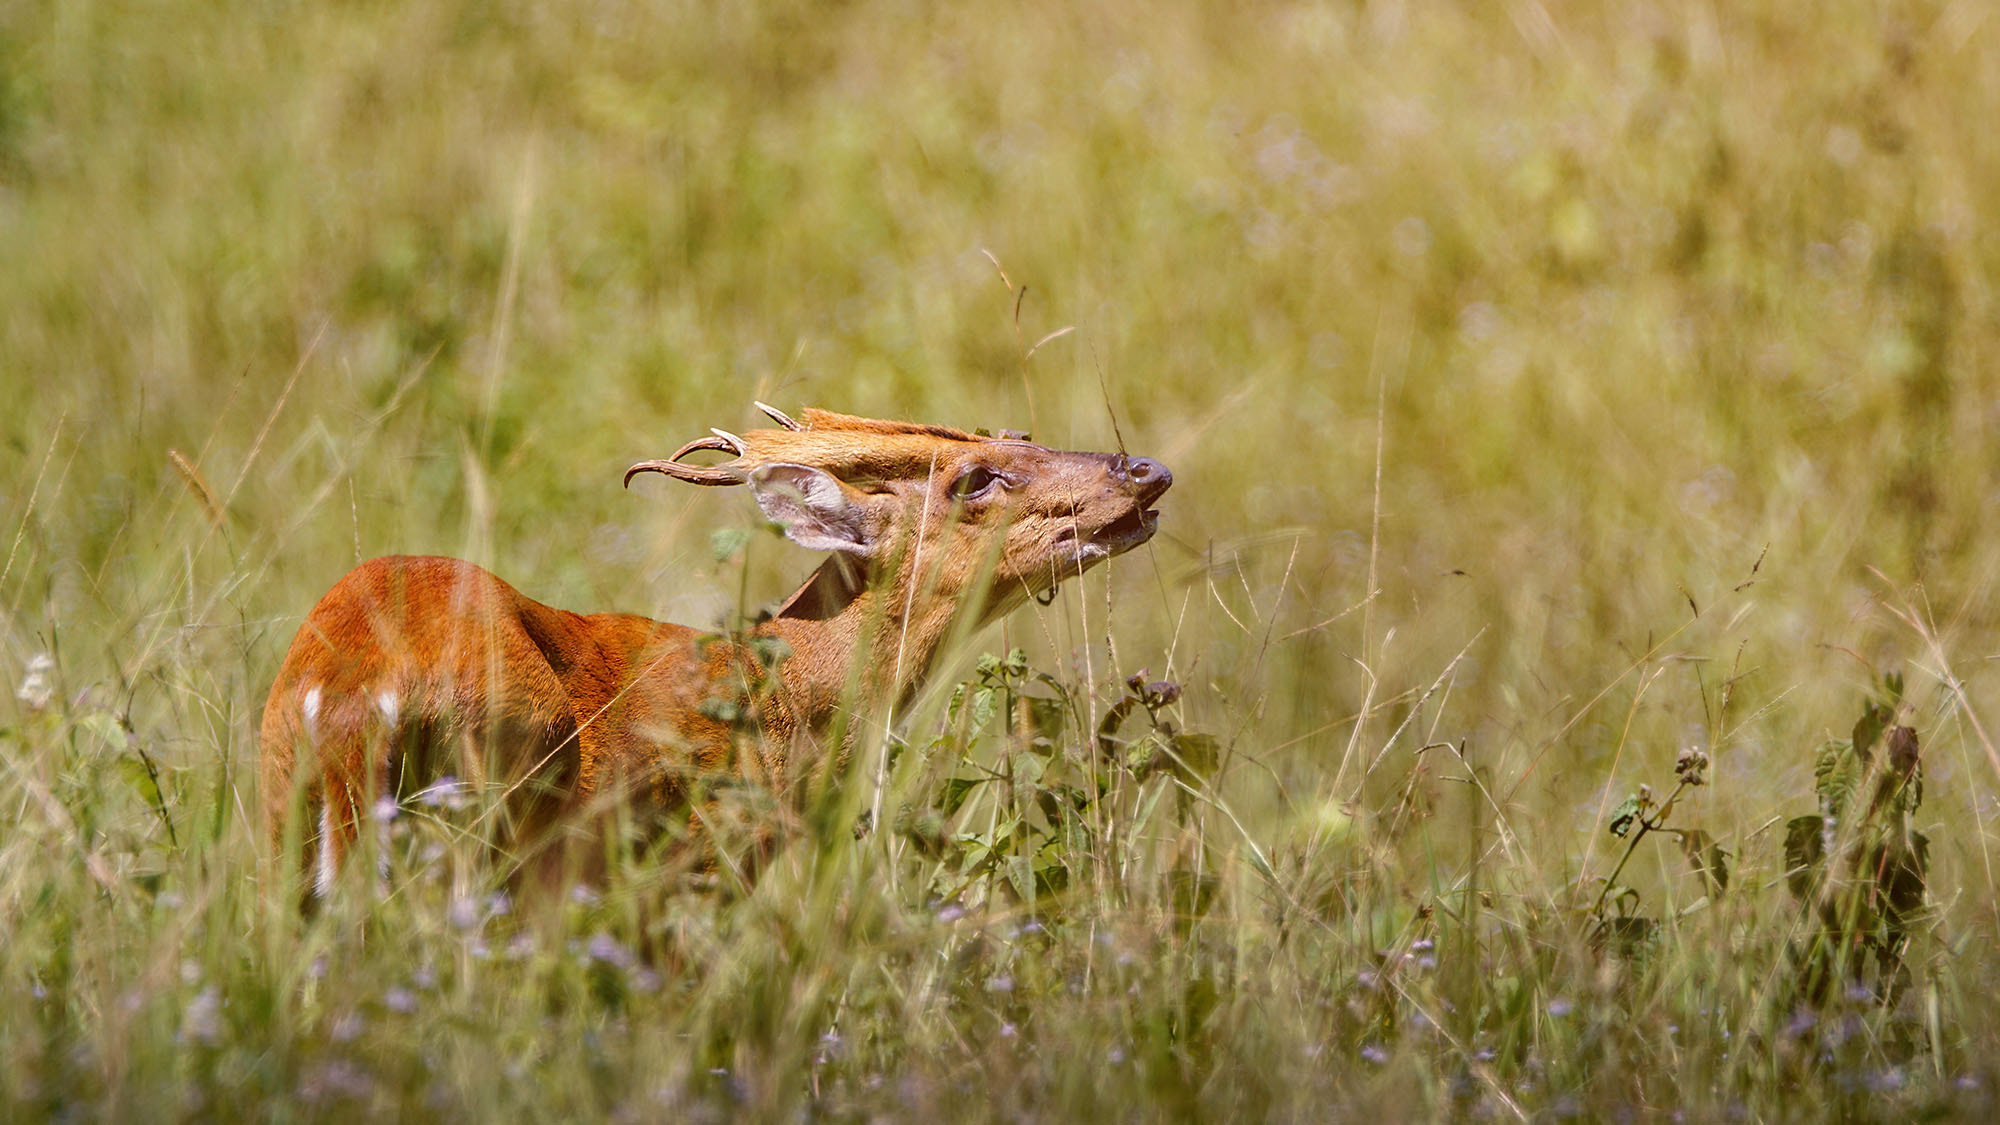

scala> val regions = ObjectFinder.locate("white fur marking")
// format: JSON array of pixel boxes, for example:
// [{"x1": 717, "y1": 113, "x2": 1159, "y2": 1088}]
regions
[
  {"x1": 301, "y1": 685, "x2": 323, "y2": 737},
  {"x1": 315, "y1": 804, "x2": 337, "y2": 897},
  {"x1": 375, "y1": 689, "x2": 399, "y2": 725}
]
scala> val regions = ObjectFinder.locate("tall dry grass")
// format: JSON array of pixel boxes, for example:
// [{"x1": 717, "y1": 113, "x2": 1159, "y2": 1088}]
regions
[{"x1": 3, "y1": 0, "x2": 1999, "y2": 1117}]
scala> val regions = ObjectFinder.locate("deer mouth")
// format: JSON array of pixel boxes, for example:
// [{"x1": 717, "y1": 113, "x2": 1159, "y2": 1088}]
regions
[
  {"x1": 1056, "y1": 505, "x2": 1160, "y2": 565},
  {"x1": 1098, "y1": 506, "x2": 1159, "y2": 549}
]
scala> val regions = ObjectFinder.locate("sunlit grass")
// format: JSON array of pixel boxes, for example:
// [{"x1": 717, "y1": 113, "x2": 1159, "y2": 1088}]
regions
[{"x1": 4, "y1": 0, "x2": 2000, "y2": 1117}]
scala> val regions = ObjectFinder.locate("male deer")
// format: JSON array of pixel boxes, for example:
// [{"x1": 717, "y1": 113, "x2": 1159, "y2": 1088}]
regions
[{"x1": 259, "y1": 405, "x2": 1171, "y2": 894}]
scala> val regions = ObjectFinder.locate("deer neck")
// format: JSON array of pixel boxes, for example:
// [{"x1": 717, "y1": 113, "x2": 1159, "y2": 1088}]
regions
[{"x1": 756, "y1": 555, "x2": 973, "y2": 730}]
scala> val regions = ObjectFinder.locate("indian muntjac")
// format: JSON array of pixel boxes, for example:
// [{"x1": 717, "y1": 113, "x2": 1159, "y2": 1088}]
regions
[{"x1": 259, "y1": 405, "x2": 1172, "y2": 893}]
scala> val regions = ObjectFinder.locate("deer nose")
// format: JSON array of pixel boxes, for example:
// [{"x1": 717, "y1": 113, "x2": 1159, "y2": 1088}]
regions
[{"x1": 1114, "y1": 455, "x2": 1173, "y2": 502}]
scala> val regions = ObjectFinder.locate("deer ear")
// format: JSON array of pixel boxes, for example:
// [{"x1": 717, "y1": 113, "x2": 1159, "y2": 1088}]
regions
[{"x1": 749, "y1": 464, "x2": 877, "y2": 556}]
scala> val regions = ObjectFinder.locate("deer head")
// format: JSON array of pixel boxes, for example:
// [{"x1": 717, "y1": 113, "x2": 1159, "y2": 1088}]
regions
[{"x1": 625, "y1": 404, "x2": 1172, "y2": 694}]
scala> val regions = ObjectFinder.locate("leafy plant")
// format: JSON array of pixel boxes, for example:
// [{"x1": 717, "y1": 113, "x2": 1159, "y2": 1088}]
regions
[
  {"x1": 1782, "y1": 673, "x2": 1930, "y2": 1006},
  {"x1": 892, "y1": 653, "x2": 1222, "y2": 923},
  {"x1": 1588, "y1": 741, "x2": 1726, "y2": 958}
]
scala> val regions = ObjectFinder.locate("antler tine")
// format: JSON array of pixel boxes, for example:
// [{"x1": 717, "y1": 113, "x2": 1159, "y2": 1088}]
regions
[
  {"x1": 754, "y1": 401, "x2": 803, "y2": 431},
  {"x1": 671, "y1": 435, "x2": 740, "y2": 460},
  {"x1": 709, "y1": 428, "x2": 747, "y2": 453}
]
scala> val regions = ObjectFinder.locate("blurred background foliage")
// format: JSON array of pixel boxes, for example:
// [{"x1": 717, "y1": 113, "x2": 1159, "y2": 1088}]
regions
[
  {"x1": 7, "y1": 0, "x2": 2000, "y2": 917},
  {"x1": 8, "y1": 0, "x2": 1995, "y2": 814},
  {"x1": 3, "y1": 0, "x2": 2000, "y2": 1114}
]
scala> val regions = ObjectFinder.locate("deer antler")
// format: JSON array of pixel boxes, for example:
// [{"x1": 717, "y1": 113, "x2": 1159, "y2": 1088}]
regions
[
  {"x1": 623, "y1": 434, "x2": 749, "y2": 488},
  {"x1": 754, "y1": 401, "x2": 803, "y2": 431}
]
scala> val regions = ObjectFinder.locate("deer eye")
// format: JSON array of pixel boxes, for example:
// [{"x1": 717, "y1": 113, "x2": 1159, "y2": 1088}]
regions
[{"x1": 952, "y1": 465, "x2": 1003, "y2": 500}]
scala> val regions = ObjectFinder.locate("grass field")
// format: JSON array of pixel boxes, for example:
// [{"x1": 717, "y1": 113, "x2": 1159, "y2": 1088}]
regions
[{"x1": 4, "y1": 0, "x2": 2000, "y2": 1118}]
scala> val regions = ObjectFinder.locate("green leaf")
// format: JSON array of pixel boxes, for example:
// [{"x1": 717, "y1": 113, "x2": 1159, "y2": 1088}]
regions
[
  {"x1": 1034, "y1": 787, "x2": 1062, "y2": 827},
  {"x1": 969, "y1": 686, "x2": 997, "y2": 732},
  {"x1": 117, "y1": 756, "x2": 164, "y2": 812},
  {"x1": 1168, "y1": 732, "x2": 1221, "y2": 781},
  {"x1": 1010, "y1": 750, "x2": 1045, "y2": 789},
  {"x1": 1021, "y1": 694, "x2": 1068, "y2": 744},
  {"x1": 1607, "y1": 795, "x2": 1644, "y2": 838},
  {"x1": 1876, "y1": 725, "x2": 1924, "y2": 816},
  {"x1": 939, "y1": 776, "x2": 985, "y2": 817},
  {"x1": 1033, "y1": 853, "x2": 1071, "y2": 896},
  {"x1": 1813, "y1": 738, "x2": 1862, "y2": 818},
  {"x1": 943, "y1": 682, "x2": 967, "y2": 726},
  {"x1": 1783, "y1": 815, "x2": 1826, "y2": 900},
  {"x1": 991, "y1": 816, "x2": 1022, "y2": 853},
  {"x1": 1853, "y1": 701, "x2": 1891, "y2": 761},
  {"x1": 954, "y1": 837, "x2": 993, "y2": 873},
  {"x1": 1004, "y1": 855, "x2": 1036, "y2": 905}
]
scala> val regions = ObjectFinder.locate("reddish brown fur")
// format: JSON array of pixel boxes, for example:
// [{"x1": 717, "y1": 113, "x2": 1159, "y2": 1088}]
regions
[{"x1": 259, "y1": 406, "x2": 1171, "y2": 892}]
